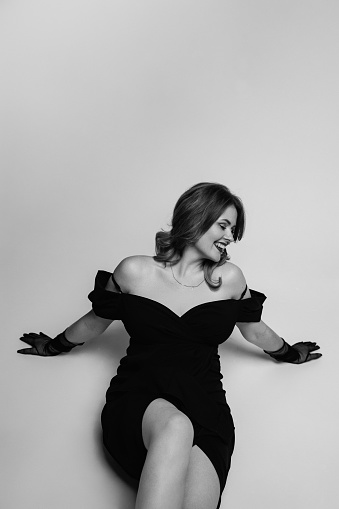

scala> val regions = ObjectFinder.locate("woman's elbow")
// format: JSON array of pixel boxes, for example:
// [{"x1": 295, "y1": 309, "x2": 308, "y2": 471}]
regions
[
  {"x1": 84, "y1": 310, "x2": 114, "y2": 333},
  {"x1": 236, "y1": 321, "x2": 264, "y2": 343}
]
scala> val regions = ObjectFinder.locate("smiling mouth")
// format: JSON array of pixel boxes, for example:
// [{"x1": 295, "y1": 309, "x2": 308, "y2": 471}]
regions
[{"x1": 214, "y1": 242, "x2": 228, "y2": 254}]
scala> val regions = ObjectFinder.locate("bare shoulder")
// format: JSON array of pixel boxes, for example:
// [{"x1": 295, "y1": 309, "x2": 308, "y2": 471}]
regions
[
  {"x1": 113, "y1": 255, "x2": 155, "y2": 293},
  {"x1": 218, "y1": 262, "x2": 249, "y2": 299}
]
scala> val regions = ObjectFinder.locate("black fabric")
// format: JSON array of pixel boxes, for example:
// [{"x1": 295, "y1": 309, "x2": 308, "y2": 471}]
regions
[
  {"x1": 101, "y1": 393, "x2": 234, "y2": 509},
  {"x1": 89, "y1": 270, "x2": 266, "y2": 505},
  {"x1": 88, "y1": 273, "x2": 124, "y2": 319},
  {"x1": 48, "y1": 330, "x2": 84, "y2": 354},
  {"x1": 264, "y1": 338, "x2": 301, "y2": 363},
  {"x1": 239, "y1": 284, "x2": 248, "y2": 300}
]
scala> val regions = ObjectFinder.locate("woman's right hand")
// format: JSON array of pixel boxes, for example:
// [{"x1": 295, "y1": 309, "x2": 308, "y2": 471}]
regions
[{"x1": 17, "y1": 332, "x2": 60, "y2": 356}]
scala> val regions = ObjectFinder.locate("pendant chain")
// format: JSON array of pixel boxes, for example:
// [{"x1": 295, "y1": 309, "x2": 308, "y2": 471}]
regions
[{"x1": 170, "y1": 264, "x2": 205, "y2": 289}]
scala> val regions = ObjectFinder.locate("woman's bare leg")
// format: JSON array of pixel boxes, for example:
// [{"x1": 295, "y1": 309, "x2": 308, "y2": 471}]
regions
[
  {"x1": 135, "y1": 398, "x2": 194, "y2": 509},
  {"x1": 182, "y1": 445, "x2": 220, "y2": 509}
]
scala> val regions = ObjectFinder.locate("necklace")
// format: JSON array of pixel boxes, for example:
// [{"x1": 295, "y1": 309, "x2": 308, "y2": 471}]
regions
[{"x1": 170, "y1": 264, "x2": 205, "y2": 289}]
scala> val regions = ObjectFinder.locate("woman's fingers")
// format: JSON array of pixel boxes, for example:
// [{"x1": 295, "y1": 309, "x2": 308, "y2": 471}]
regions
[
  {"x1": 306, "y1": 344, "x2": 321, "y2": 355},
  {"x1": 293, "y1": 342, "x2": 321, "y2": 352},
  {"x1": 19, "y1": 332, "x2": 50, "y2": 345},
  {"x1": 293, "y1": 341, "x2": 318, "y2": 347},
  {"x1": 17, "y1": 347, "x2": 39, "y2": 355},
  {"x1": 301, "y1": 344, "x2": 320, "y2": 352},
  {"x1": 309, "y1": 344, "x2": 320, "y2": 351},
  {"x1": 19, "y1": 336, "x2": 36, "y2": 346},
  {"x1": 307, "y1": 352, "x2": 322, "y2": 361}
]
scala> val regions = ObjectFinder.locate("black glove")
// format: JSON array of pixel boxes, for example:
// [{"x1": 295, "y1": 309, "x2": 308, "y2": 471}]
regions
[
  {"x1": 17, "y1": 330, "x2": 84, "y2": 356},
  {"x1": 264, "y1": 338, "x2": 322, "y2": 364}
]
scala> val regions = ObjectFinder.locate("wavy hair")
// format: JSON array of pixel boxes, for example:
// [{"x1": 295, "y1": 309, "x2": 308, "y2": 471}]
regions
[{"x1": 154, "y1": 182, "x2": 245, "y2": 288}]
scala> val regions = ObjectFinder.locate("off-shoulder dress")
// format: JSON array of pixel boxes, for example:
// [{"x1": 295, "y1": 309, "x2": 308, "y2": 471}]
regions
[{"x1": 88, "y1": 270, "x2": 266, "y2": 509}]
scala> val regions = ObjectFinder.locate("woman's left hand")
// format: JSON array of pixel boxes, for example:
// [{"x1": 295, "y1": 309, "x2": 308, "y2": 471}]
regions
[{"x1": 291, "y1": 341, "x2": 322, "y2": 363}]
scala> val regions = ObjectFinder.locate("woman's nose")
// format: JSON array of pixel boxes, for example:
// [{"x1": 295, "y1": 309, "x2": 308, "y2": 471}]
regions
[{"x1": 224, "y1": 228, "x2": 234, "y2": 242}]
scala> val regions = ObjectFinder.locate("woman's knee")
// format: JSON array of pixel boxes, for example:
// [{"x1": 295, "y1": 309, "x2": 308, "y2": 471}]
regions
[
  {"x1": 165, "y1": 412, "x2": 194, "y2": 444},
  {"x1": 142, "y1": 398, "x2": 194, "y2": 451}
]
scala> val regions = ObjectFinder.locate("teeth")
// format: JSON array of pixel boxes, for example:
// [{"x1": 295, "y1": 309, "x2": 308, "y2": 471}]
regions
[{"x1": 214, "y1": 242, "x2": 227, "y2": 253}]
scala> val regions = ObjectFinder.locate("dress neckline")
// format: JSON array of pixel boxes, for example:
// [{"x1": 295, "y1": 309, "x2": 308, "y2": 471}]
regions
[{"x1": 123, "y1": 292, "x2": 243, "y2": 319}]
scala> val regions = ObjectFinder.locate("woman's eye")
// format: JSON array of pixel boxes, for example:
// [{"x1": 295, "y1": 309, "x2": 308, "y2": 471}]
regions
[{"x1": 219, "y1": 224, "x2": 236, "y2": 236}]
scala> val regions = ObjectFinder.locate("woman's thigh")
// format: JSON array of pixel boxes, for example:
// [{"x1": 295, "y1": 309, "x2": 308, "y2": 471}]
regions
[
  {"x1": 183, "y1": 445, "x2": 220, "y2": 509},
  {"x1": 184, "y1": 422, "x2": 235, "y2": 509}
]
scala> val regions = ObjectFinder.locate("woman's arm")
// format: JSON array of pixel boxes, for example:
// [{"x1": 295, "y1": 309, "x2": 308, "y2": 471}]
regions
[
  {"x1": 18, "y1": 271, "x2": 119, "y2": 355},
  {"x1": 236, "y1": 320, "x2": 322, "y2": 363},
  {"x1": 226, "y1": 265, "x2": 321, "y2": 363},
  {"x1": 18, "y1": 311, "x2": 114, "y2": 356},
  {"x1": 236, "y1": 320, "x2": 284, "y2": 351},
  {"x1": 64, "y1": 311, "x2": 113, "y2": 344}
]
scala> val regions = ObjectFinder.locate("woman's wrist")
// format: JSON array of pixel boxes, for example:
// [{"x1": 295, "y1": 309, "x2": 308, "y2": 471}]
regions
[
  {"x1": 47, "y1": 330, "x2": 84, "y2": 354},
  {"x1": 264, "y1": 338, "x2": 300, "y2": 363},
  {"x1": 264, "y1": 337, "x2": 285, "y2": 353}
]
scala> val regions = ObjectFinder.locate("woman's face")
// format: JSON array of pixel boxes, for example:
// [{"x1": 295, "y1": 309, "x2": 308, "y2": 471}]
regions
[{"x1": 193, "y1": 205, "x2": 237, "y2": 262}]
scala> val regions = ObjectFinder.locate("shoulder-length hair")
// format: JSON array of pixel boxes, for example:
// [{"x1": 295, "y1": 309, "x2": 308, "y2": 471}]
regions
[{"x1": 154, "y1": 182, "x2": 245, "y2": 289}]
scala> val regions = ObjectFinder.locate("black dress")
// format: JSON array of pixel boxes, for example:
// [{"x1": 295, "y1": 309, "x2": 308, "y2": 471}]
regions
[{"x1": 88, "y1": 270, "x2": 266, "y2": 509}]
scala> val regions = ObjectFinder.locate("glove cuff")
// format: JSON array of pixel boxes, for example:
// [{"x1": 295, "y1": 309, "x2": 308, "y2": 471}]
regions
[
  {"x1": 264, "y1": 338, "x2": 300, "y2": 363},
  {"x1": 47, "y1": 330, "x2": 84, "y2": 354}
]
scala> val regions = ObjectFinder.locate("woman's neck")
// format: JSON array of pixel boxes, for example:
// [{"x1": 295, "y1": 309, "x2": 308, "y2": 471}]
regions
[{"x1": 169, "y1": 247, "x2": 205, "y2": 281}]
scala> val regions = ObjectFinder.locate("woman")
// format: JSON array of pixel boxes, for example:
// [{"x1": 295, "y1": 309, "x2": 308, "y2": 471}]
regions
[{"x1": 18, "y1": 182, "x2": 321, "y2": 509}]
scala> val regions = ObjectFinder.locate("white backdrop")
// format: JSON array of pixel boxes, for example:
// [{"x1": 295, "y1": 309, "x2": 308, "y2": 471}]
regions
[{"x1": 1, "y1": 1, "x2": 338, "y2": 508}]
